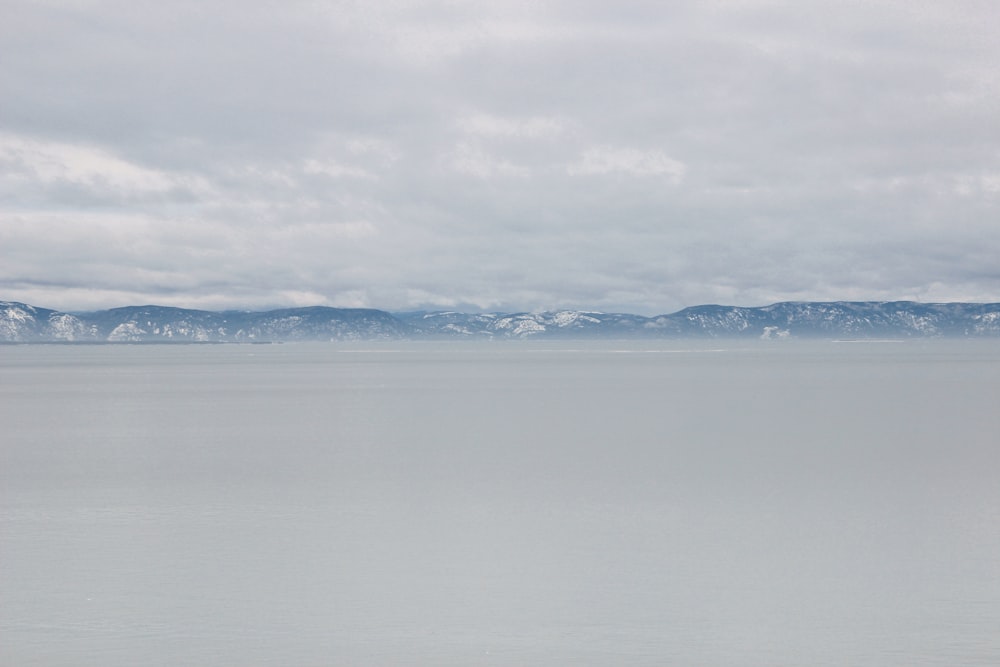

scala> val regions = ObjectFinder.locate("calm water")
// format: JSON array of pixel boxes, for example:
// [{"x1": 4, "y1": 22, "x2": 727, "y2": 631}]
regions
[{"x1": 2, "y1": 340, "x2": 998, "y2": 666}]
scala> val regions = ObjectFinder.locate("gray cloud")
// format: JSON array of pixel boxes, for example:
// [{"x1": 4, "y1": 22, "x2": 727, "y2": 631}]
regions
[{"x1": 2, "y1": 0, "x2": 999, "y2": 314}]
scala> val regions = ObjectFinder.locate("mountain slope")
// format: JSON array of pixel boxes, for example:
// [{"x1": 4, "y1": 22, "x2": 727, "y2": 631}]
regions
[
  {"x1": 0, "y1": 301, "x2": 95, "y2": 341},
  {"x1": 1, "y1": 302, "x2": 407, "y2": 342},
  {"x1": 3, "y1": 300, "x2": 1000, "y2": 342}
]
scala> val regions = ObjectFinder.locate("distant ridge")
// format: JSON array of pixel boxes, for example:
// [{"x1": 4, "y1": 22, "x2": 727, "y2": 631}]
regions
[
  {"x1": 0, "y1": 301, "x2": 405, "y2": 342},
  {"x1": 3, "y1": 299, "x2": 1000, "y2": 342}
]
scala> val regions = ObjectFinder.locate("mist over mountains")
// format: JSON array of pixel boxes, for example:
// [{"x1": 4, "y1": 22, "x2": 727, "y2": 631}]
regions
[{"x1": 4, "y1": 299, "x2": 1000, "y2": 343}]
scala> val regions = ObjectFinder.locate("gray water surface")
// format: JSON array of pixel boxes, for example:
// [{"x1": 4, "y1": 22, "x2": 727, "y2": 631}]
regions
[{"x1": 2, "y1": 340, "x2": 998, "y2": 665}]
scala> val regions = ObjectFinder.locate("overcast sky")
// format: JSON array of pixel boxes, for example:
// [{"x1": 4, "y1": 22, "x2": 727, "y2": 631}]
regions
[{"x1": 2, "y1": 0, "x2": 999, "y2": 314}]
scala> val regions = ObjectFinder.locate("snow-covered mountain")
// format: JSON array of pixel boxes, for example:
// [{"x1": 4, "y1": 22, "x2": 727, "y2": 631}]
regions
[
  {"x1": 0, "y1": 301, "x2": 96, "y2": 341},
  {"x1": 396, "y1": 310, "x2": 656, "y2": 338},
  {"x1": 3, "y1": 299, "x2": 1000, "y2": 342},
  {"x1": 0, "y1": 301, "x2": 406, "y2": 342},
  {"x1": 664, "y1": 302, "x2": 1000, "y2": 338},
  {"x1": 399, "y1": 302, "x2": 1000, "y2": 339}
]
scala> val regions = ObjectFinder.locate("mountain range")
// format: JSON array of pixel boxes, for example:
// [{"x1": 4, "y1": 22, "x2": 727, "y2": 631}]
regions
[{"x1": 4, "y1": 299, "x2": 1000, "y2": 343}]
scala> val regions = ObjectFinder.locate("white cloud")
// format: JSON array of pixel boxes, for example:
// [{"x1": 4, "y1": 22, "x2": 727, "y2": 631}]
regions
[
  {"x1": 568, "y1": 146, "x2": 687, "y2": 182},
  {"x1": 302, "y1": 159, "x2": 373, "y2": 179},
  {"x1": 458, "y1": 113, "x2": 568, "y2": 139},
  {"x1": 273, "y1": 220, "x2": 379, "y2": 241},
  {"x1": 449, "y1": 142, "x2": 529, "y2": 178},
  {"x1": 2, "y1": 0, "x2": 1000, "y2": 313},
  {"x1": 0, "y1": 133, "x2": 210, "y2": 199},
  {"x1": 346, "y1": 138, "x2": 401, "y2": 163}
]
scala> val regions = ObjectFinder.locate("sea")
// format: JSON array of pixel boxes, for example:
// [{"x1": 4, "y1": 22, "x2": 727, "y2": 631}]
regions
[{"x1": 1, "y1": 339, "x2": 998, "y2": 666}]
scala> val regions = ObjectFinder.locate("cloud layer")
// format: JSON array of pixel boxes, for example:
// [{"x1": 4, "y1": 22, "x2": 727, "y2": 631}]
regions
[{"x1": 2, "y1": 0, "x2": 999, "y2": 313}]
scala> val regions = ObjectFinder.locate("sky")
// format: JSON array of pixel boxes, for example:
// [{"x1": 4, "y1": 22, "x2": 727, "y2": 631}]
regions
[{"x1": 2, "y1": 0, "x2": 999, "y2": 315}]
